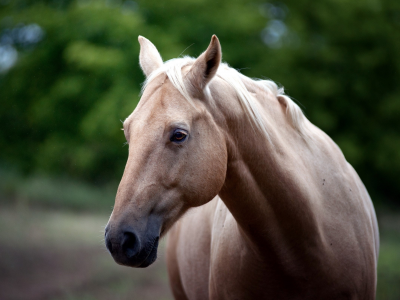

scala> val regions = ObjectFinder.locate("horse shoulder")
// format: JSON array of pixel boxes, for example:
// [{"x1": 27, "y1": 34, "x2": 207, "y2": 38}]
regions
[{"x1": 303, "y1": 127, "x2": 378, "y2": 296}]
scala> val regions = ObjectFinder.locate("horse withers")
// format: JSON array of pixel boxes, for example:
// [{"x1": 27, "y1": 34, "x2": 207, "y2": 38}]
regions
[{"x1": 105, "y1": 35, "x2": 379, "y2": 299}]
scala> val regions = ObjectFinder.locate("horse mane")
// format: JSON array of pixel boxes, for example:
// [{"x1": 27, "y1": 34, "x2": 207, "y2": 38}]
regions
[{"x1": 141, "y1": 56, "x2": 309, "y2": 142}]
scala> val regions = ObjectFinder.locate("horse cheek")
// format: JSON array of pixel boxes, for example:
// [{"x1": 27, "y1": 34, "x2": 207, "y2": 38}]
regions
[{"x1": 191, "y1": 141, "x2": 227, "y2": 207}]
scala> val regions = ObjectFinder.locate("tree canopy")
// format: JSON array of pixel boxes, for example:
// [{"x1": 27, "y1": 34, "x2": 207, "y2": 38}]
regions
[{"x1": 1, "y1": 0, "x2": 399, "y2": 204}]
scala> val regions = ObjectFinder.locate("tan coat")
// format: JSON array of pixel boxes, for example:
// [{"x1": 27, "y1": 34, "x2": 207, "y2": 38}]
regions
[{"x1": 105, "y1": 36, "x2": 379, "y2": 300}]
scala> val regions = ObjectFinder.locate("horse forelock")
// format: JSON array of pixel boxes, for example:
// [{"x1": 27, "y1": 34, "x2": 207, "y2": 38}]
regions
[{"x1": 140, "y1": 56, "x2": 310, "y2": 143}]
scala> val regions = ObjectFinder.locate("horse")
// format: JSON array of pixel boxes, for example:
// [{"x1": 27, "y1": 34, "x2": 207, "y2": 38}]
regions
[{"x1": 105, "y1": 35, "x2": 379, "y2": 299}]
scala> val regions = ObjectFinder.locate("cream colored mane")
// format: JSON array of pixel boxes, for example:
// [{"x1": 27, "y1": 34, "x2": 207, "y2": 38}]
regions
[{"x1": 142, "y1": 56, "x2": 309, "y2": 142}]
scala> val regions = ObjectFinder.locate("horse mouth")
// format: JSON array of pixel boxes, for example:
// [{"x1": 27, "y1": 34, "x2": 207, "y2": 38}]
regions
[{"x1": 137, "y1": 236, "x2": 159, "y2": 268}]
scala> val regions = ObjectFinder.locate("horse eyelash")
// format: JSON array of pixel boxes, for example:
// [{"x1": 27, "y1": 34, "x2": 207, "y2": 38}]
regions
[{"x1": 121, "y1": 128, "x2": 129, "y2": 146}]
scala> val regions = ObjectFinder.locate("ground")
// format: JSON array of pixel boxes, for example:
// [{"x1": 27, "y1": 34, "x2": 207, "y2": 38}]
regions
[
  {"x1": 0, "y1": 204, "x2": 399, "y2": 300},
  {"x1": 0, "y1": 205, "x2": 173, "y2": 300}
]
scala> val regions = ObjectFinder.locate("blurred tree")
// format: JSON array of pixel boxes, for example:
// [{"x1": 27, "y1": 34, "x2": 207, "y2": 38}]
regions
[
  {"x1": 0, "y1": 0, "x2": 399, "y2": 203},
  {"x1": 0, "y1": 0, "x2": 183, "y2": 180},
  {"x1": 263, "y1": 0, "x2": 400, "y2": 204}
]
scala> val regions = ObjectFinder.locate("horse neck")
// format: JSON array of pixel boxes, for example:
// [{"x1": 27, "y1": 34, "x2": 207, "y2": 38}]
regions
[{"x1": 211, "y1": 78, "x2": 322, "y2": 255}]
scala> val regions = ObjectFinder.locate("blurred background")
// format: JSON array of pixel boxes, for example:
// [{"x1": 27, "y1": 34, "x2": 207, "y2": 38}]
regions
[{"x1": 0, "y1": 0, "x2": 399, "y2": 299}]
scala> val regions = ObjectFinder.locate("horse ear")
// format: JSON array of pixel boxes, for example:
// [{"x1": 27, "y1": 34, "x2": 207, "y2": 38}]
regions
[
  {"x1": 138, "y1": 36, "x2": 163, "y2": 77},
  {"x1": 187, "y1": 35, "x2": 221, "y2": 95}
]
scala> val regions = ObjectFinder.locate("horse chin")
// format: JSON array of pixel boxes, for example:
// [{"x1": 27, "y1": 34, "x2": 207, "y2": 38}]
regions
[
  {"x1": 137, "y1": 238, "x2": 159, "y2": 268},
  {"x1": 111, "y1": 236, "x2": 160, "y2": 268}
]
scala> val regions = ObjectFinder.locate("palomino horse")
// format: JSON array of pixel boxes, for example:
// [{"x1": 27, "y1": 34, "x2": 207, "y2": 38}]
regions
[{"x1": 105, "y1": 35, "x2": 379, "y2": 299}]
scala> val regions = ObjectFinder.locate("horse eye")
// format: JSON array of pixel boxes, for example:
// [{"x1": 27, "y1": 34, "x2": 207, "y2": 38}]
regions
[{"x1": 170, "y1": 130, "x2": 188, "y2": 143}]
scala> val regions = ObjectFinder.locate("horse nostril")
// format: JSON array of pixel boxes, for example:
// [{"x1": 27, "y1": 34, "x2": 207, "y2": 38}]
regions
[{"x1": 122, "y1": 231, "x2": 140, "y2": 259}]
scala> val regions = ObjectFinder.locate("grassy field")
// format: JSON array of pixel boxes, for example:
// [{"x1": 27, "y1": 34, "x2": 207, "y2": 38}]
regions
[
  {"x1": 0, "y1": 205, "x2": 173, "y2": 300},
  {"x1": 376, "y1": 211, "x2": 400, "y2": 300},
  {"x1": 0, "y1": 203, "x2": 399, "y2": 300}
]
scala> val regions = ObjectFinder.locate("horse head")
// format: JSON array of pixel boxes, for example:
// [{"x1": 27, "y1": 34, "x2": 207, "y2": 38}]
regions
[{"x1": 105, "y1": 35, "x2": 227, "y2": 267}]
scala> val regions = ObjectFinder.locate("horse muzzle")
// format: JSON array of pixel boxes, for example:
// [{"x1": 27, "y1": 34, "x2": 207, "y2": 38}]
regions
[{"x1": 105, "y1": 225, "x2": 160, "y2": 268}]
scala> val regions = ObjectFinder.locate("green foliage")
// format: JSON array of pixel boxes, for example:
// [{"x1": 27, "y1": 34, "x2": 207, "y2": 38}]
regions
[
  {"x1": 0, "y1": 168, "x2": 116, "y2": 211},
  {"x1": 0, "y1": 0, "x2": 399, "y2": 203},
  {"x1": 0, "y1": 0, "x2": 163, "y2": 180}
]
